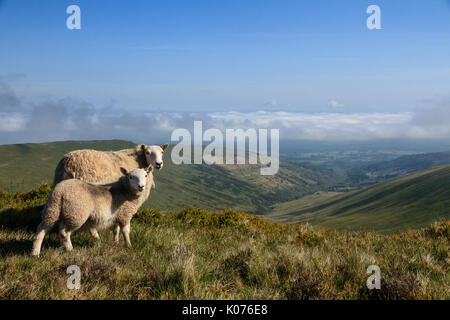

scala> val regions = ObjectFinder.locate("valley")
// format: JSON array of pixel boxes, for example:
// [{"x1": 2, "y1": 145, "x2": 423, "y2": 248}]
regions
[{"x1": 0, "y1": 139, "x2": 449, "y2": 233}]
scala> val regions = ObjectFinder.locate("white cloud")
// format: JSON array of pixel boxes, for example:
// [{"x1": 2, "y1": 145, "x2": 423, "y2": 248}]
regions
[
  {"x1": 1, "y1": 76, "x2": 450, "y2": 144},
  {"x1": 328, "y1": 100, "x2": 344, "y2": 108},
  {"x1": 0, "y1": 112, "x2": 28, "y2": 132},
  {"x1": 260, "y1": 99, "x2": 278, "y2": 108},
  {"x1": 1, "y1": 106, "x2": 449, "y2": 144},
  {"x1": 206, "y1": 111, "x2": 417, "y2": 140}
]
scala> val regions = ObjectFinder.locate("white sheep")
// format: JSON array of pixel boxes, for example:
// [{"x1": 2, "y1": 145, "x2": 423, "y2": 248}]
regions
[
  {"x1": 53, "y1": 144, "x2": 168, "y2": 186},
  {"x1": 32, "y1": 166, "x2": 154, "y2": 256},
  {"x1": 52, "y1": 143, "x2": 167, "y2": 240}
]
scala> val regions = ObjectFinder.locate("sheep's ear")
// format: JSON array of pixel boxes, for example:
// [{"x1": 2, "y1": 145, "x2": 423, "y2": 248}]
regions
[
  {"x1": 120, "y1": 167, "x2": 129, "y2": 175},
  {"x1": 161, "y1": 143, "x2": 169, "y2": 152},
  {"x1": 135, "y1": 144, "x2": 146, "y2": 154},
  {"x1": 146, "y1": 165, "x2": 153, "y2": 173}
]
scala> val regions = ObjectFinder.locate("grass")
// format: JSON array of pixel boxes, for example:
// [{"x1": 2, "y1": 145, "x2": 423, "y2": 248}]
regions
[
  {"x1": 0, "y1": 186, "x2": 448, "y2": 299},
  {"x1": 268, "y1": 165, "x2": 450, "y2": 234},
  {"x1": 269, "y1": 191, "x2": 342, "y2": 222}
]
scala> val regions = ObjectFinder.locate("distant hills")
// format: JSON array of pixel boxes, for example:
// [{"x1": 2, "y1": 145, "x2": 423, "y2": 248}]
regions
[
  {"x1": 0, "y1": 140, "x2": 343, "y2": 214},
  {"x1": 362, "y1": 151, "x2": 450, "y2": 180},
  {"x1": 342, "y1": 150, "x2": 450, "y2": 189},
  {"x1": 1, "y1": 139, "x2": 448, "y2": 233},
  {"x1": 268, "y1": 165, "x2": 450, "y2": 233}
]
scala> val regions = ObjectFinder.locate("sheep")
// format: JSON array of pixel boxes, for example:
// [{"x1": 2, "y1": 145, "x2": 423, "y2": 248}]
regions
[
  {"x1": 31, "y1": 165, "x2": 154, "y2": 256},
  {"x1": 53, "y1": 143, "x2": 168, "y2": 186},
  {"x1": 52, "y1": 143, "x2": 167, "y2": 239}
]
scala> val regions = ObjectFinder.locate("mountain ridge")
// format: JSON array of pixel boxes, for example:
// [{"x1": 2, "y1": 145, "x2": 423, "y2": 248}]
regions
[{"x1": 268, "y1": 164, "x2": 450, "y2": 233}]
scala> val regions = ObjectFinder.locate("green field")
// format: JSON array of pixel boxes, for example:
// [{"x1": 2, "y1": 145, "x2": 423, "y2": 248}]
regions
[
  {"x1": 268, "y1": 191, "x2": 343, "y2": 222},
  {"x1": 268, "y1": 165, "x2": 450, "y2": 233}
]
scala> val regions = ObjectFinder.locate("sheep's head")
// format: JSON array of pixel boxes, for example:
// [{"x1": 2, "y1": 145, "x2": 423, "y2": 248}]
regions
[
  {"x1": 120, "y1": 166, "x2": 153, "y2": 193},
  {"x1": 140, "y1": 144, "x2": 168, "y2": 170}
]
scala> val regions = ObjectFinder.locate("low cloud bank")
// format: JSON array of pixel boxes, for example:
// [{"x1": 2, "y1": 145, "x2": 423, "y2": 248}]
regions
[{"x1": 0, "y1": 78, "x2": 449, "y2": 145}]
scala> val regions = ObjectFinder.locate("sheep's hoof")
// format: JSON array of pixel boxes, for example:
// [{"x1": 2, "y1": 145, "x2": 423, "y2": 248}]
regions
[{"x1": 90, "y1": 229, "x2": 100, "y2": 240}]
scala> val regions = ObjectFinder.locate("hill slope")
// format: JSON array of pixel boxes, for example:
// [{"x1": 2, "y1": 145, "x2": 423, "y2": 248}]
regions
[
  {"x1": 365, "y1": 150, "x2": 450, "y2": 179},
  {"x1": 0, "y1": 140, "x2": 342, "y2": 214},
  {"x1": 347, "y1": 150, "x2": 450, "y2": 185},
  {"x1": 0, "y1": 186, "x2": 448, "y2": 299},
  {"x1": 0, "y1": 140, "x2": 136, "y2": 191},
  {"x1": 268, "y1": 165, "x2": 450, "y2": 233}
]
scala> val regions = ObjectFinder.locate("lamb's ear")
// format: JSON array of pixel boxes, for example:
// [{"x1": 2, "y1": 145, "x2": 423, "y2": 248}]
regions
[
  {"x1": 160, "y1": 143, "x2": 169, "y2": 152},
  {"x1": 146, "y1": 165, "x2": 153, "y2": 173},
  {"x1": 120, "y1": 167, "x2": 129, "y2": 175}
]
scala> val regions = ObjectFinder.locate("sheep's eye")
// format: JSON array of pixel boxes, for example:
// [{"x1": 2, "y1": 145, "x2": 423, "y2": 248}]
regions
[
  {"x1": 146, "y1": 152, "x2": 150, "y2": 155},
  {"x1": 145, "y1": 175, "x2": 147, "y2": 178},
  {"x1": 129, "y1": 176, "x2": 133, "y2": 179}
]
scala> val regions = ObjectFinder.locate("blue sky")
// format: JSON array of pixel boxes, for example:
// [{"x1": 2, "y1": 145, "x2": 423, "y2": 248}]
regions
[{"x1": 0, "y1": 0, "x2": 449, "y2": 144}]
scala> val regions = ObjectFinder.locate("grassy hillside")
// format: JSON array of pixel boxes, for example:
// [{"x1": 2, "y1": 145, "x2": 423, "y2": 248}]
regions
[
  {"x1": 2, "y1": 140, "x2": 448, "y2": 234},
  {"x1": 0, "y1": 140, "x2": 342, "y2": 214},
  {"x1": 268, "y1": 165, "x2": 450, "y2": 233},
  {"x1": 365, "y1": 150, "x2": 450, "y2": 179},
  {"x1": 0, "y1": 186, "x2": 448, "y2": 299},
  {"x1": 0, "y1": 140, "x2": 136, "y2": 191},
  {"x1": 347, "y1": 150, "x2": 450, "y2": 185}
]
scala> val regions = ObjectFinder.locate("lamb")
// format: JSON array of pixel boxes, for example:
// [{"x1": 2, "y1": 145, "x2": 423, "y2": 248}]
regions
[{"x1": 32, "y1": 165, "x2": 154, "y2": 256}]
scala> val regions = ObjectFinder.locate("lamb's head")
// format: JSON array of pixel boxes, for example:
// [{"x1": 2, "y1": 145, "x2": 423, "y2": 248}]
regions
[
  {"x1": 120, "y1": 166, "x2": 153, "y2": 194},
  {"x1": 140, "y1": 144, "x2": 168, "y2": 170}
]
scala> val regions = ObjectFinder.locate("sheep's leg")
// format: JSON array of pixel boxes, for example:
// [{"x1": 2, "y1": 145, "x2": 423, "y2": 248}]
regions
[
  {"x1": 31, "y1": 222, "x2": 53, "y2": 256},
  {"x1": 122, "y1": 223, "x2": 132, "y2": 248},
  {"x1": 59, "y1": 227, "x2": 73, "y2": 252},
  {"x1": 113, "y1": 225, "x2": 120, "y2": 243},
  {"x1": 90, "y1": 228, "x2": 100, "y2": 240}
]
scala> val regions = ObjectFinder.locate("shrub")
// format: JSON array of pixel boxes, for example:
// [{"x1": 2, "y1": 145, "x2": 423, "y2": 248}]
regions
[
  {"x1": 0, "y1": 184, "x2": 50, "y2": 209},
  {"x1": 293, "y1": 229, "x2": 323, "y2": 247},
  {"x1": 286, "y1": 266, "x2": 321, "y2": 300},
  {"x1": 174, "y1": 207, "x2": 245, "y2": 228},
  {"x1": 0, "y1": 185, "x2": 50, "y2": 231},
  {"x1": 173, "y1": 207, "x2": 285, "y2": 234},
  {"x1": 135, "y1": 208, "x2": 162, "y2": 226},
  {"x1": 220, "y1": 248, "x2": 252, "y2": 282},
  {"x1": 422, "y1": 221, "x2": 449, "y2": 240}
]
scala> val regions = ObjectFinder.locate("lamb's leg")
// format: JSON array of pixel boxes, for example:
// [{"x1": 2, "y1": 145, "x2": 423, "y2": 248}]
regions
[
  {"x1": 90, "y1": 228, "x2": 100, "y2": 240},
  {"x1": 31, "y1": 222, "x2": 53, "y2": 256},
  {"x1": 59, "y1": 227, "x2": 73, "y2": 252},
  {"x1": 122, "y1": 223, "x2": 132, "y2": 248},
  {"x1": 113, "y1": 225, "x2": 120, "y2": 243}
]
